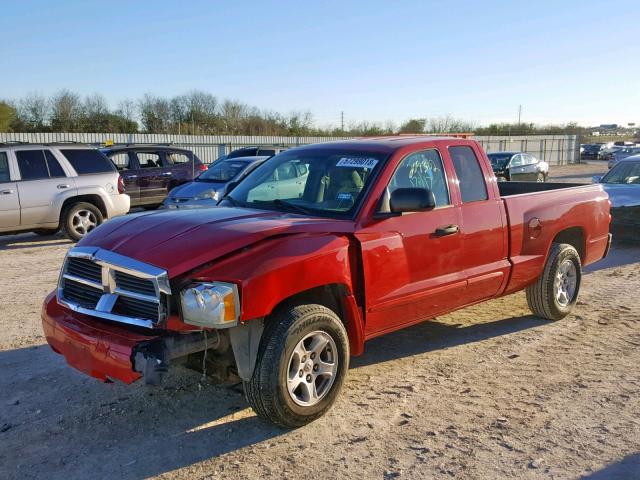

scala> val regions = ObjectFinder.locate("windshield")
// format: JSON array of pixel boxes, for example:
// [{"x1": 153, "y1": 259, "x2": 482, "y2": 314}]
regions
[
  {"x1": 224, "y1": 148, "x2": 387, "y2": 217},
  {"x1": 197, "y1": 160, "x2": 249, "y2": 182},
  {"x1": 487, "y1": 153, "x2": 512, "y2": 168},
  {"x1": 601, "y1": 160, "x2": 640, "y2": 184}
]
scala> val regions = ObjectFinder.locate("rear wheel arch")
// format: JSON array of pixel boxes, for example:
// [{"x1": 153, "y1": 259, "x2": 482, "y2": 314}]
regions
[
  {"x1": 60, "y1": 194, "x2": 108, "y2": 225},
  {"x1": 552, "y1": 227, "x2": 585, "y2": 264}
]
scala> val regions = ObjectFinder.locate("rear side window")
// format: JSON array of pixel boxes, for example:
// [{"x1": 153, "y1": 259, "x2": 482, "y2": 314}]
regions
[
  {"x1": 166, "y1": 152, "x2": 192, "y2": 164},
  {"x1": 44, "y1": 151, "x2": 66, "y2": 178},
  {"x1": 0, "y1": 152, "x2": 10, "y2": 182},
  {"x1": 16, "y1": 150, "x2": 50, "y2": 180},
  {"x1": 61, "y1": 149, "x2": 115, "y2": 175},
  {"x1": 449, "y1": 146, "x2": 488, "y2": 203},
  {"x1": 109, "y1": 152, "x2": 132, "y2": 171}
]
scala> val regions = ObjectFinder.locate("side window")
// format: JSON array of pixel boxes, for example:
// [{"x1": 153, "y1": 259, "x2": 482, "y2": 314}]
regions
[
  {"x1": 510, "y1": 154, "x2": 523, "y2": 167},
  {"x1": 166, "y1": 152, "x2": 192, "y2": 164},
  {"x1": 109, "y1": 152, "x2": 132, "y2": 171},
  {"x1": 388, "y1": 149, "x2": 450, "y2": 207},
  {"x1": 44, "y1": 151, "x2": 66, "y2": 178},
  {"x1": 137, "y1": 152, "x2": 162, "y2": 168},
  {"x1": 16, "y1": 150, "x2": 50, "y2": 181},
  {"x1": 528, "y1": 154, "x2": 538, "y2": 165},
  {"x1": 449, "y1": 146, "x2": 488, "y2": 203},
  {"x1": 0, "y1": 152, "x2": 10, "y2": 182}
]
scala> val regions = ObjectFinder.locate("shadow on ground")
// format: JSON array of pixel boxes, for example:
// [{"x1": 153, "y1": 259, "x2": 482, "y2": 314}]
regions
[
  {"x1": 0, "y1": 232, "x2": 70, "y2": 251},
  {"x1": 0, "y1": 311, "x2": 548, "y2": 479},
  {"x1": 583, "y1": 453, "x2": 640, "y2": 479}
]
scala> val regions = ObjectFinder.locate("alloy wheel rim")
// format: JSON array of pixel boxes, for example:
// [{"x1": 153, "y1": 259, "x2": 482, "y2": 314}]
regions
[
  {"x1": 72, "y1": 209, "x2": 97, "y2": 236},
  {"x1": 286, "y1": 331, "x2": 338, "y2": 407},
  {"x1": 555, "y1": 259, "x2": 577, "y2": 307}
]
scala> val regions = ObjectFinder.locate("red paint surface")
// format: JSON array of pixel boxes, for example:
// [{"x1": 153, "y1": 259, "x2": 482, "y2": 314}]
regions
[{"x1": 47, "y1": 137, "x2": 611, "y2": 379}]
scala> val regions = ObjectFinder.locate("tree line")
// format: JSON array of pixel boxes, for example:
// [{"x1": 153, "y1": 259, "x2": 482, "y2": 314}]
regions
[{"x1": 0, "y1": 90, "x2": 595, "y2": 137}]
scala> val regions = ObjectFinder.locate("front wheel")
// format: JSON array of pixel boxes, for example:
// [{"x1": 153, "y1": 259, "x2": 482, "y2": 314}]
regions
[
  {"x1": 526, "y1": 243, "x2": 581, "y2": 320},
  {"x1": 244, "y1": 304, "x2": 349, "y2": 428},
  {"x1": 536, "y1": 172, "x2": 546, "y2": 182}
]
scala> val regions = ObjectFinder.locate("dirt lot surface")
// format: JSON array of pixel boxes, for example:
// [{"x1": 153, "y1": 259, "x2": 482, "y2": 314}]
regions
[{"x1": 1, "y1": 162, "x2": 639, "y2": 479}]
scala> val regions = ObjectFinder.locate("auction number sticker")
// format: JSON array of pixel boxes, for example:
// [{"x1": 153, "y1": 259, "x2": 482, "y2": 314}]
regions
[{"x1": 336, "y1": 157, "x2": 378, "y2": 169}]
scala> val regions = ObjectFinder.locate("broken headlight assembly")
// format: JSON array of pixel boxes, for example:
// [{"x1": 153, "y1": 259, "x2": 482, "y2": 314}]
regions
[{"x1": 180, "y1": 282, "x2": 240, "y2": 328}]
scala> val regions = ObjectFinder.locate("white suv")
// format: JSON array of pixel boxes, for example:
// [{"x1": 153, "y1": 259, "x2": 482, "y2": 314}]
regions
[{"x1": 0, "y1": 143, "x2": 130, "y2": 241}]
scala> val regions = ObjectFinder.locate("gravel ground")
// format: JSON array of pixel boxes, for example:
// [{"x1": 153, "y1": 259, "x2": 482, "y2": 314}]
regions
[{"x1": 0, "y1": 161, "x2": 638, "y2": 480}]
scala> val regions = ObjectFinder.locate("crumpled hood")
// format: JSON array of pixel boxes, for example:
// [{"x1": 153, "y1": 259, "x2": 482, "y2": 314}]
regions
[
  {"x1": 78, "y1": 207, "x2": 354, "y2": 278},
  {"x1": 601, "y1": 184, "x2": 640, "y2": 208},
  {"x1": 168, "y1": 181, "x2": 225, "y2": 199}
]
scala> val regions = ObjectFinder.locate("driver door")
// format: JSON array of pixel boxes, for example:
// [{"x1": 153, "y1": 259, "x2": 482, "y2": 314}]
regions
[{"x1": 355, "y1": 148, "x2": 466, "y2": 337}]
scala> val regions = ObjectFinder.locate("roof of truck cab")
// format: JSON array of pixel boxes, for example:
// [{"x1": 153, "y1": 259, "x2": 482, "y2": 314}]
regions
[{"x1": 290, "y1": 136, "x2": 473, "y2": 154}]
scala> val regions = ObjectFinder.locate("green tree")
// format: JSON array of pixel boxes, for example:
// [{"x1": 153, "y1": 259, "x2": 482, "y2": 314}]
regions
[{"x1": 0, "y1": 101, "x2": 17, "y2": 132}]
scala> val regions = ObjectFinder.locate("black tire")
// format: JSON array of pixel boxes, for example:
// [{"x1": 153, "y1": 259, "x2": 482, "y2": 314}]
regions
[
  {"x1": 526, "y1": 243, "x2": 581, "y2": 321},
  {"x1": 244, "y1": 304, "x2": 349, "y2": 428},
  {"x1": 33, "y1": 229, "x2": 58, "y2": 236},
  {"x1": 63, "y1": 202, "x2": 103, "y2": 242}
]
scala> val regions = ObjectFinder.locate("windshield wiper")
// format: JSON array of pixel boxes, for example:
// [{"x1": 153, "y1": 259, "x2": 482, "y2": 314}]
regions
[
  {"x1": 221, "y1": 195, "x2": 244, "y2": 207},
  {"x1": 251, "y1": 199, "x2": 315, "y2": 215}
]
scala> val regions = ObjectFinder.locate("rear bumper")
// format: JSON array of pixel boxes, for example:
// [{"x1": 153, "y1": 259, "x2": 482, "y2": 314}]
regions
[
  {"x1": 106, "y1": 193, "x2": 131, "y2": 218},
  {"x1": 42, "y1": 291, "x2": 157, "y2": 384}
]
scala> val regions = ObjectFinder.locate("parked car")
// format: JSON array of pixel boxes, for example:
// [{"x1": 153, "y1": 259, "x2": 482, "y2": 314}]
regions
[
  {"x1": 580, "y1": 144, "x2": 603, "y2": 160},
  {"x1": 599, "y1": 145, "x2": 623, "y2": 161},
  {"x1": 0, "y1": 143, "x2": 129, "y2": 241},
  {"x1": 224, "y1": 145, "x2": 289, "y2": 160},
  {"x1": 593, "y1": 155, "x2": 640, "y2": 241},
  {"x1": 101, "y1": 145, "x2": 206, "y2": 208},
  {"x1": 43, "y1": 137, "x2": 611, "y2": 427},
  {"x1": 608, "y1": 146, "x2": 640, "y2": 169},
  {"x1": 487, "y1": 151, "x2": 549, "y2": 182},
  {"x1": 162, "y1": 156, "x2": 270, "y2": 209}
]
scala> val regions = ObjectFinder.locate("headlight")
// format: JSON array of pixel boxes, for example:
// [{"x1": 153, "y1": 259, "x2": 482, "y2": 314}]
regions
[
  {"x1": 193, "y1": 190, "x2": 218, "y2": 201},
  {"x1": 180, "y1": 282, "x2": 240, "y2": 328}
]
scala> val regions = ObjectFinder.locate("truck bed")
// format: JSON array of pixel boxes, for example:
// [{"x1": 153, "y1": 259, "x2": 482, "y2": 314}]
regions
[{"x1": 497, "y1": 181, "x2": 585, "y2": 197}]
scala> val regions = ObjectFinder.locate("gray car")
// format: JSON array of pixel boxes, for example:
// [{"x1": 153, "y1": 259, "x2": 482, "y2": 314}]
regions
[
  {"x1": 162, "y1": 156, "x2": 270, "y2": 209},
  {"x1": 487, "y1": 151, "x2": 549, "y2": 182},
  {"x1": 593, "y1": 155, "x2": 640, "y2": 241}
]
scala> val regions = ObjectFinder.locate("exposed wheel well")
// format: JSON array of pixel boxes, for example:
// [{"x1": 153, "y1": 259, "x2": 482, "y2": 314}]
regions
[
  {"x1": 269, "y1": 284, "x2": 349, "y2": 321},
  {"x1": 552, "y1": 227, "x2": 585, "y2": 263},
  {"x1": 59, "y1": 195, "x2": 108, "y2": 226}
]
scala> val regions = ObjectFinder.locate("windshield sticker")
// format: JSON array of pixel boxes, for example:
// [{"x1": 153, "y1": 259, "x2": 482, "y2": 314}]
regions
[
  {"x1": 336, "y1": 192, "x2": 353, "y2": 201},
  {"x1": 336, "y1": 157, "x2": 378, "y2": 169}
]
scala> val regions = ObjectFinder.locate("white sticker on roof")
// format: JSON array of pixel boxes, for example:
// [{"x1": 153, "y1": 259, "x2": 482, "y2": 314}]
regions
[{"x1": 336, "y1": 157, "x2": 378, "y2": 169}]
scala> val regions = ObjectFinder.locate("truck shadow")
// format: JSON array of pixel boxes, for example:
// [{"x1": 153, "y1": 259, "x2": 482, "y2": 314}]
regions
[
  {"x1": 0, "y1": 311, "x2": 547, "y2": 479},
  {"x1": 581, "y1": 453, "x2": 640, "y2": 479}
]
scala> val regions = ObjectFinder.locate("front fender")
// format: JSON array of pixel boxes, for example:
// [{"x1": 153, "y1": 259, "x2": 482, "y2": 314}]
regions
[{"x1": 190, "y1": 233, "x2": 357, "y2": 321}]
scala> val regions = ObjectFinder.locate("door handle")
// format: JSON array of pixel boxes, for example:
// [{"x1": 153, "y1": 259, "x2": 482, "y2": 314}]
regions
[
  {"x1": 57, "y1": 184, "x2": 71, "y2": 189},
  {"x1": 161, "y1": 172, "x2": 173, "y2": 176},
  {"x1": 126, "y1": 175, "x2": 138, "y2": 179},
  {"x1": 435, "y1": 224, "x2": 459, "y2": 236},
  {"x1": 0, "y1": 189, "x2": 15, "y2": 195}
]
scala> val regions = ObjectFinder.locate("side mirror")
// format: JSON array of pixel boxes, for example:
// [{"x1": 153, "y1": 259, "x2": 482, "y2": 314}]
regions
[
  {"x1": 389, "y1": 188, "x2": 436, "y2": 213},
  {"x1": 592, "y1": 176, "x2": 602, "y2": 183}
]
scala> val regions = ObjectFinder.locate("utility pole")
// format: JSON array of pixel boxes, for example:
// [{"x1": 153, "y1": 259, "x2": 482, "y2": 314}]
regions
[
  {"x1": 341, "y1": 111, "x2": 344, "y2": 134},
  {"x1": 518, "y1": 105, "x2": 522, "y2": 126}
]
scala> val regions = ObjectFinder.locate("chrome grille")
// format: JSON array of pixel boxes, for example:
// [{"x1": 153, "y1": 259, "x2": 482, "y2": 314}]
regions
[{"x1": 57, "y1": 247, "x2": 171, "y2": 329}]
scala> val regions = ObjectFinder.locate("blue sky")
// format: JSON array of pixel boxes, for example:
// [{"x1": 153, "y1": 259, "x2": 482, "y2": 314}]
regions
[{"x1": 1, "y1": 0, "x2": 638, "y2": 128}]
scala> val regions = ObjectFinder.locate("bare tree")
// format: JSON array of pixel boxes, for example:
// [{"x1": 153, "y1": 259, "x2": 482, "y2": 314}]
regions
[
  {"x1": 138, "y1": 94, "x2": 171, "y2": 133},
  {"x1": 16, "y1": 92, "x2": 49, "y2": 131},
  {"x1": 50, "y1": 90, "x2": 83, "y2": 132}
]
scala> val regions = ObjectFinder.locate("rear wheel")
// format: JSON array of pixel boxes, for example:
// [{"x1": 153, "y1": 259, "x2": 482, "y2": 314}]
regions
[
  {"x1": 63, "y1": 202, "x2": 103, "y2": 242},
  {"x1": 526, "y1": 243, "x2": 581, "y2": 320},
  {"x1": 244, "y1": 304, "x2": 349, "y2": 428}
]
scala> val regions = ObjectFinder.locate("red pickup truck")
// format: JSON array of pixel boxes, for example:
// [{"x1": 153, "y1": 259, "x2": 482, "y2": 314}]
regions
[{"x1": 42, "y1": 137, "x2": 611, "y2": 427}]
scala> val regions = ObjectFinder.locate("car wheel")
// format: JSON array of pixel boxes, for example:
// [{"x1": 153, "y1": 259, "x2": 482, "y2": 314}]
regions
[
  {"x1": 536, "y1": 172, "x2": 545, "y2": 183},
  {"x1": 63, "y1": 202, "x2": 103, "y2": 242},
  {"x1": 244, "y1": 304, "x2": 349, "y2": 428},
  {"x1": 526, "y1": 243, "x2": 581, "y2": 321}
]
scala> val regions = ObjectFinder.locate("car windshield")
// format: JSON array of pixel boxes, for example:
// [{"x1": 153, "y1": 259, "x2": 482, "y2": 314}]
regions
[
  {"x1": 223, "y1": 148, "x2": 387, "y2": 218},
  {"x1": 487, "y1": 153, "x2": 512, "y2": 168},
  {"x1": 601, "y1": 160, "x2": 640, "y2": 184},
  {"x1": 197, "y1": 160, "x2": 249, "y2": 182}
]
